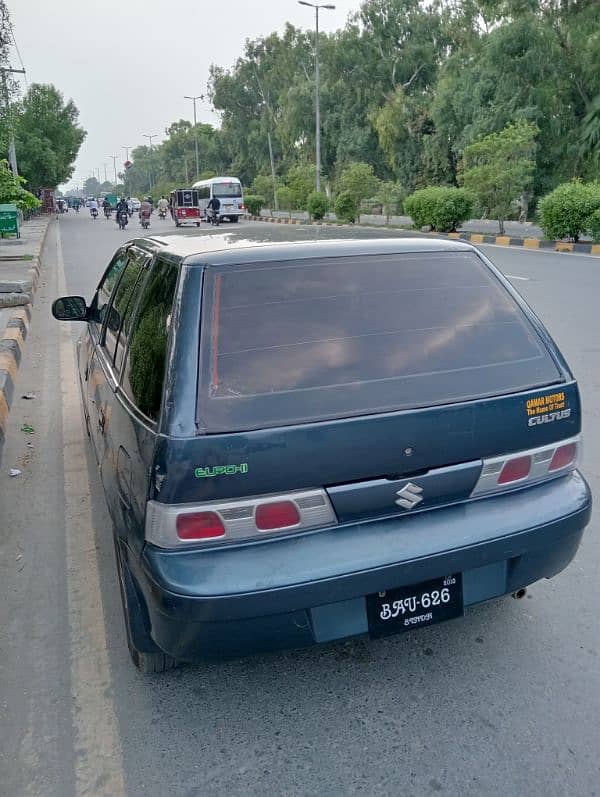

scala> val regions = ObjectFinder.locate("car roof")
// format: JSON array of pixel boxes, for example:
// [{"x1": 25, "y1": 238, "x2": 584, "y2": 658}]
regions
[{"x1": 130, "y1": 227, "x2": 475, "y2": 266}]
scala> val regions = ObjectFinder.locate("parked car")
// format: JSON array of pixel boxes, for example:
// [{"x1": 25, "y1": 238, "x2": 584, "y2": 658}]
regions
[
  {"x1": 130, "y1": 197, "x2": 141, "y2": 213},
  {"x1": 52, "y1": 233, "x2": 591, "y2": 672}
]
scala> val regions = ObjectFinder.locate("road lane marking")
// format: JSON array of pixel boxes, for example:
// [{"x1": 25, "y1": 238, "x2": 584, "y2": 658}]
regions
[
  {"x1": 56, "y1": 225, "x2": 126, "y2": 797},
  {"x1": 505, "y1": 274, "x2": 530, "y2": 281}
]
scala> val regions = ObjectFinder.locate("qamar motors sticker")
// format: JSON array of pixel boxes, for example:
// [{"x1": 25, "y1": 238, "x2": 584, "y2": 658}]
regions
[{"x1": 526, "y1": 391, "x2": 572, "y2": 426}]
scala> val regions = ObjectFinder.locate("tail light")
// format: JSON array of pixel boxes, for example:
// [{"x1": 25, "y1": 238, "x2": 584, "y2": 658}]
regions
[
  {"x1": 471, "y1": 436, "x2": 580, "y2": 497},
  {"x1": 146, "y1": 489, "x2": 337, "y2": 549},
  {"x1": 240, "y1": 204, "x2": 246, "y2": 211},
  {"x1": 176, "y1": 512, "x2": 225, "y2": 540}
]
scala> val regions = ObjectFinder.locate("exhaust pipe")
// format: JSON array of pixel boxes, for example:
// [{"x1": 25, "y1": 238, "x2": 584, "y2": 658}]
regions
[{"x1": 512, "y1": 587, "x2": 527, "y2": 600}]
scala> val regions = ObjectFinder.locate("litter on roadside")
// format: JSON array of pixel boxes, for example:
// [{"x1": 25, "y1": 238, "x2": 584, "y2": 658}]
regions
[
  {"x1": 21, "y1": 392, "x2": 37, "y2": 400},
  {"x1": 9, "y1": 468, "x2": 22, "y2": 477},
  {"x1": 20, "y1": 424, "x2": 35, "y2": 434}
]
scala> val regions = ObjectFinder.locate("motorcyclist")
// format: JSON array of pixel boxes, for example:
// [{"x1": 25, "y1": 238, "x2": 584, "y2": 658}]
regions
[
  {"x1": 157, "y1": 195, "x2": 169, "y2": 217},
  {"x1": 139, "y1": 197, "x2": 152, "y2": 225},
  {"x1": 116, "y1": 197, "x2": 129, "y2": 226},
  {"x1": 127, "y1": 197, "x2": 134, "y2": 216},
  {"x1": 102, "y1": 198, "x2": 112, "y2": 218},
  {"x1": 88, "y1": 197, "x2": 98, "y2": 217},
  {"x1": 207, "y1": 195, "x2": 221, "y2": 224}
]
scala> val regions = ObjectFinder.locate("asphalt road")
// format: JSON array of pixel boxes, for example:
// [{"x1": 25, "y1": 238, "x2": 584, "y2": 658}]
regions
[{"x1": 1, "y1": 212, "x2": 598, "y2": 797}]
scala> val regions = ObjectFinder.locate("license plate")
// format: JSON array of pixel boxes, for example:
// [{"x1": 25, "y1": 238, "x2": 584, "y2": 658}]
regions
[{"x1": 367, "y1": 574, "x2": 463, "y2": 638}]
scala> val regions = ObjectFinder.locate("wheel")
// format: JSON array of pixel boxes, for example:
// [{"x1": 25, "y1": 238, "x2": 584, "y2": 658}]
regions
[
  {"x1": 196, "y1": 222, "x2": 200, "y2": 227},
  {"x1": 175, "y1": 220, "x2": 180, "y2": 227},
  {"x1": 114, "y1": 539, "x2": 177, "y2": 673},
  {"x1": 230, "y1": 215, "x2": 239, "y2": 223}
]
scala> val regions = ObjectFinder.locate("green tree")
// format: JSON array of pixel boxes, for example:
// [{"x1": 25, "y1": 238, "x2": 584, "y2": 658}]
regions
[
  {"x1": 460, "y1": 120, "x2": 538, "y2": 234},
  {"x1": 276, "y1": 186, "x2": 294, "y2": 216},
  {"x1": 374, "y1": 180, "x2": 404, "y2": 222},
  {"x1": 286, "y1": 163, "x2": 317, "y2": 209},
  {"x1": 0, "y1": 160, "x2": 40, "y2": 211},
  {"x1": 334, "y1": 191, "x2": 360, "y2": 223},
  {"x1": 337, "y1": 162, "x2": 379, "y2": 206},
  {"x1": 14, "y1": 84, "x2": 86, "y2": 190},
  {"x1": 307, "y1": 191, "x2": 329, "y2": 220},
  {"x1": 251, "y1": 174, "x2": 277, "y2": 208}
]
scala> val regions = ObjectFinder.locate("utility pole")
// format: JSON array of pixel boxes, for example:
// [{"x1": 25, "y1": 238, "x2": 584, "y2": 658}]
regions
[
  {"x1": 0, "y1": 67, "x2": 25, "y2": 177},
  {"x1": 142, "y1": 134, "x2": 157, "y2": 191},
  {"x1": 121, "y1": 146, "x2": 132, "y2": 195},
  {"x1": 106, "y1": 155, "x2": 118, "y2": 191},
  {"x1": 298, "y1": 2, "x2": 335, "y2": 193},
  {"x1": 184, "y1": 95, "x2": 202, "y2": 181}
]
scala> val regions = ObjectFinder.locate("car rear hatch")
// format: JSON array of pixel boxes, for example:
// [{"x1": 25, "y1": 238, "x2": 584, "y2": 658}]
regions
[{"x1": 151, "y1": 246, "x2": 580, "y2": 540}]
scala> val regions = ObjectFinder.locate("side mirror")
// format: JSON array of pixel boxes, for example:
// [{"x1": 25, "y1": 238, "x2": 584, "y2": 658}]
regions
[{"x1": 52, "y1": 296, "x2": 88, "y2": 321}]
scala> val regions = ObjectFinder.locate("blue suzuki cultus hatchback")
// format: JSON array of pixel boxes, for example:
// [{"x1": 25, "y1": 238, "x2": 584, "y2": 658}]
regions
[{"x1": 53, "y1": 232, "x2": 591, "y2": 671}]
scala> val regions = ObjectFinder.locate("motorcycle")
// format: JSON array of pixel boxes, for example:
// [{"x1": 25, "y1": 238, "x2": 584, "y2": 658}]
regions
[
  {"x1": 209, "y1": 208, "x2": 220, "y2": 227},
  {"x1": 91, "y1": 207, "x2": 98, "y2": 220},
  {"x1": 158, "y1": 207, "x2": 167, "y2": 220},
  {"x1": 117, "y1": 210, "x2": 128, "y2": 230},
  {"x1": 104, "y1": 206, "x2": 112, "y2": 220},
  {"x1": 139, "y1": 211, "x2": 151, "y2": 230}
]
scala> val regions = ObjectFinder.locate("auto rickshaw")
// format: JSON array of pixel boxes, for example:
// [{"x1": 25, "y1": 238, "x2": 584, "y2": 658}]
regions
[{"x1": 170, "y1": 188, "x2": 201, "y2": 228}]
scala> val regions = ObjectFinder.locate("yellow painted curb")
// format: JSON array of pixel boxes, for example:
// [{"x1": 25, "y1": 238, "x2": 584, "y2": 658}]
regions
[
  {"x1": 495, "y1": 236, "x2": 511, "y2": 246},
  {"x1": 592, "y1": 244, "x2": 600, "y2": 256},
  {"x1": 470, "y1": 234, "x2": 485, "y2": 244},
  {"x1": 2, "y1": 327, "x2": 24, "y2": 349},
  {"x1": 524, "y1": 238, "x2": 540, "y2": 249},
  {"x1": 0, "y1": 390, "x2": 9, "y2": 432},
  {"x1": 447, "y1": 232, "x2": 461, "y2": 239},
  {"x1": 555, "y1": 242, "x2": 573, "y2": 252},
  {"x1": 0, "y1": 351, "x2": 18, "y2": 382}
]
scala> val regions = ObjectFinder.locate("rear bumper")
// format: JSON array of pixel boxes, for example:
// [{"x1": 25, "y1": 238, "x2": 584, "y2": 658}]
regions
[{"x1": 134, "y1": 472, "x2": 591, "y2": 661}]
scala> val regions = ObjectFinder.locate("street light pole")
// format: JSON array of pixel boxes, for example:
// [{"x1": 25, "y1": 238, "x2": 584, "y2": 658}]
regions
[
  {"x1": 298, "y1": 1, "x2": 335, "y2": 193},
  {"x1": 184, "y1": 95, "x2": 202, "y2": 181},
  {"x1": 142, "y1": 134, "x2": 157, "y2": 191},
  {"x1": 121, "y1": 146, "x2": 132, "y2": 195},
  {"x1": 106, "y1": 155, "x2": 118, "y2": 191}
]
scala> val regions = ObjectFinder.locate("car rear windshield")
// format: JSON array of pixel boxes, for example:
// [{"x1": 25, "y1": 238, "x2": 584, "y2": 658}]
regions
[
  {"x1": 212, "y1": 182, "x2": 242, "y2": 198},
  {"x1": 197, "y1": 252, "x2": 561, "y2": 433}
]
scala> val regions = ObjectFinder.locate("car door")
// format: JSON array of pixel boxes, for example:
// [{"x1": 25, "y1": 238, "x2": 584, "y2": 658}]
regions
[
  {"x1": 112, "y1": 256, "x2": 181, "y2": 554},
  {"x1": 83, "y1": 248, "x2": 128, "y2": 461},
  {"x1": 86, "y1": 248, "x2": 148, "y2": 484}
]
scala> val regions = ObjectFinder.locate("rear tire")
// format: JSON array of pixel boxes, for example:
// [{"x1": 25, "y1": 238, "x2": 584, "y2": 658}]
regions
[
  {"x1": 114, "y1": 539, "x2": 177, "y2": 673},
  {"x1": 230, "y1": 215, "x2": 239, "y2": 223}
]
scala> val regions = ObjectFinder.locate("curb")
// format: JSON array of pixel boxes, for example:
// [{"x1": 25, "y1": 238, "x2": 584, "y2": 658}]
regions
[
  {"x1": 247, "y1": 215, "x2": 600, "y2": 256},
  {"x1": 0, "y1": 219, "x2": 50, "y2": 466}
]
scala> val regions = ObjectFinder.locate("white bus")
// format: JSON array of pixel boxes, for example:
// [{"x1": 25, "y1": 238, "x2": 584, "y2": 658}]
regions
[{"x1": 192, "y1": 176, "x2": 245, "y2": 223}]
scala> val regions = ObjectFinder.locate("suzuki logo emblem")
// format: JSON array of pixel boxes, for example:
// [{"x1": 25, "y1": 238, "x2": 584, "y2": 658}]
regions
[{"x1": 395, "y1": 482, "x2": 424, "y2": 510}]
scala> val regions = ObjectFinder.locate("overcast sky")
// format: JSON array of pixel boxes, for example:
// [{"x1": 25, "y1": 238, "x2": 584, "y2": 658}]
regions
[{"x1": 9, "y1": 0, "x2": 360, "y2": 190}]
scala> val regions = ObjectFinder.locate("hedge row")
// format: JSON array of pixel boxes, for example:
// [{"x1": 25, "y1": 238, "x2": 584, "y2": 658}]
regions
[
  {"x1": 539, "y1": 181, "x2": 600, "y2": 242},
  {"x1": 403, "y1": 187, "x2": 472, "y2": 232}
]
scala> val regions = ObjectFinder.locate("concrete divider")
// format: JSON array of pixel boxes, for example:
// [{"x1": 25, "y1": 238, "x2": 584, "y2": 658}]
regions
[
  {"x1": 0, "y1": 216, "x2": 51, "y2": 465},
  {"x1": 246, "y1": 215, "x2": 600, "y2": 256}
]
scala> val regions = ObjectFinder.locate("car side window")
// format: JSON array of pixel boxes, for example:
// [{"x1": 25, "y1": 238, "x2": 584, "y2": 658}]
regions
[
  {"x1": 91, "y1": 250, "x2": 128, "y2": 332},
  {"x1": 121, "y1": 258, "x2": 179, "y2": 423},
  {"x1": 103, "y1": 251, "x2": 148, "y2": 368}
]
